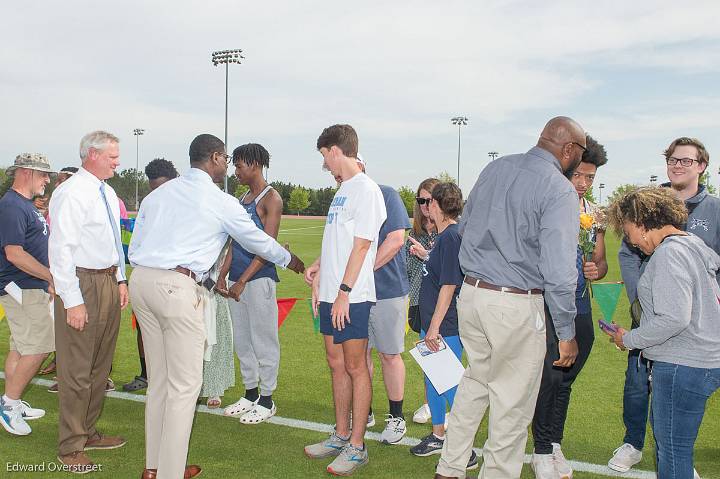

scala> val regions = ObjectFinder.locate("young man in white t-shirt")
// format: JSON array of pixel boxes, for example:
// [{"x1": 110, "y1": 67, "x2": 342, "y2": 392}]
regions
[{"x1": 303, "y1": 124, "x2": 386, "y2": 476}]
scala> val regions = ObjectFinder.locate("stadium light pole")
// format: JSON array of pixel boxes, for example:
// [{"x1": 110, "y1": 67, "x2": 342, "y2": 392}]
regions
[
  {"x1": 599, "y1": 183, "x2": 605, "y2": 205},
  {"x1": 212, "y1": 49, "x2": 244, "y2": 192},
  {"x1": 451, "y1": 116, "x2": 468, "y2": 185},
  {"x1": 133, "y1": 128, "x2": 145, "y2": 211},
  {"x1": 488, "y1": 151, "x2": 499, "y2": 161}
]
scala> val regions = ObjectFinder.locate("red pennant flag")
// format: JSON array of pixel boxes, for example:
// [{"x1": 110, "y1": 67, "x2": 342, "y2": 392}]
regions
[{"x1": 277, "y1": 298, "x2": 299, "y2": 327}]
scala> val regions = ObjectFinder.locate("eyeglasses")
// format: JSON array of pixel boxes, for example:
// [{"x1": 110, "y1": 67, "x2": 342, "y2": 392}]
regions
[
  {"x1": 666, "y1": 157, "x2": 699, "y2": 167},
  {"x1": 571, "y1": 142, "x2": 587, "y2": 152},
  {"x1": 216, "y1": 152, "x2": 231, "y2": 165},
  {"x1": 416, "y1": 197, "x2": 432, "y2": 205}
]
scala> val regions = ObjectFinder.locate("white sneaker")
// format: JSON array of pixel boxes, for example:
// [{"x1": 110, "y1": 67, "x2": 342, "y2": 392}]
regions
[
  {"x1": 380, "y1": 415, "x2": 407, "y2": 444},
  {"x1": 20, "y1": 401, "x2": 45, "y2": 420},
  {"x1": 531, "y1": 453, "x2": 558, "y2": 479},
  {"x1": 0, "y1": 398, "x2": 31, "y2": 436},
  {"x1": 552, "y1": 443, "x2": 573, "y2": 479},
  {"x1": 349, "y1": 411, "x2": 375, "y2": 428},
  {"x1": 223, "y1": 396, "x2": 258, "y2": 417},
  {"x1": 239, "y1": 402, "x2": 276, "y2": 424},
  {"x1": 608, "y1": 443, "x2": 642, "y2": 473},
  {"x1": 412, "y1": 403, "x2": 431, "y2": 424}
]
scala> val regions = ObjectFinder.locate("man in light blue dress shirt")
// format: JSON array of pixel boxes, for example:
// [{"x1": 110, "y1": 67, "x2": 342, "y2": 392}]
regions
[{"x1": 129, "y1": 134, "x2": 304, "y2": 479}]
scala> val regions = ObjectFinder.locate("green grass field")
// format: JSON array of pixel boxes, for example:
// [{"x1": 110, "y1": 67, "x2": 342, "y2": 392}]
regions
[{"x1": 1, "y1": 218, "x2": 718, "y2": 478}]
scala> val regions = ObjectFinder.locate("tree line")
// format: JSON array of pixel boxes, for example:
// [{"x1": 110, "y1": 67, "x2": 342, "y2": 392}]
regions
[{"x1": 1, "y1": 166, "x2": 715, "y2": 215}]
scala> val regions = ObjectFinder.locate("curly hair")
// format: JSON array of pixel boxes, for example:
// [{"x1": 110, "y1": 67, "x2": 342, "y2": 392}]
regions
[
  {"x1": 145, "y1": 158, "x2": 178, "y2": 180},
  {"x1": 431, "y1": 182, "x2": 463, "y2": 220},
  {"x1": 581, "y1": 134, "x2": 608, "y2": 167},
  {"x1": 606, "y1": 186, "x2": 687, "y2": 235}
]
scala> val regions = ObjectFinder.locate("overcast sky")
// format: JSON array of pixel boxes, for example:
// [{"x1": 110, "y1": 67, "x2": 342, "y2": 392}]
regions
[{"x1": 2, "y1": 1, "x2": 719, "y2": 202}]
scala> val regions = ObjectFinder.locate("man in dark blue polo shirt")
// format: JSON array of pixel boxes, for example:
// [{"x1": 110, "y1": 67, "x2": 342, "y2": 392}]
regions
[
  {"x1": 360, "y1": 156, "x2": 412, "y2": 445},
  {"x1": 0, "y1": 153, "x2": 56, "y2": 437}
]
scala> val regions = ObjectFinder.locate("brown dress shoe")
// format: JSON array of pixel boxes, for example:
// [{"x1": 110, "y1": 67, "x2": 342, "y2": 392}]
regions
[
  {"x1": 84, "y1": 432, "x2": 127, "y2": 450},
  {"x1": 141, "y1": 465, "x2": 202, "y2": 479},
  {"x1": 57, "y1": 451, "x2": 97, "y2": 475}
]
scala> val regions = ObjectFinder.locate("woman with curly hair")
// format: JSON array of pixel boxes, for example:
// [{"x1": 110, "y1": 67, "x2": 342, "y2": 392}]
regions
[{"x1": 605, "y1": 187, "x2": 720, "y2": 479}]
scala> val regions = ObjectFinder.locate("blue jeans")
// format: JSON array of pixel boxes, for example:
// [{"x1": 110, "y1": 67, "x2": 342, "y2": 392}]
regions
[
  {"x1": 623, "y1": 349, "x2": 651, "y2": 450},
  {"x1": 651, "y1": 361, "x2": 720, "y2": 479}
]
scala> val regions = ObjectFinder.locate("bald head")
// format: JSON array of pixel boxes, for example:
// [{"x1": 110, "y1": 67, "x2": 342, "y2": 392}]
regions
[
  {"x1": 540, "y1": 117, "x2": 584, "y2": 144},
  {"x1": 537, "y1": 116, "x2": 586, "y2": 174}
]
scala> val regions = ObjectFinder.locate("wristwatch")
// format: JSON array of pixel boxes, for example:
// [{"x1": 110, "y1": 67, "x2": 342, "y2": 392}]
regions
[{"x1": 339, "y1": 283, "x2": 352, "y2": 293}]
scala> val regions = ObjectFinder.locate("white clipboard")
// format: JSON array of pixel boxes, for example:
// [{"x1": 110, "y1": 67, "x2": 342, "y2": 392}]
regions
[{"x1": 409, "y1": 339, "x2": 465, "y2": 394}]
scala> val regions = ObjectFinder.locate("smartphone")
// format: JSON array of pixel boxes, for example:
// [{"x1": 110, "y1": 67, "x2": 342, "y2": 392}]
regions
[
  {"x1": 598, "y1": 319, "x2": 618, "y2": 334},
  {"x1": 415, "y1": 339, "x2": 447, "y2": 356}
]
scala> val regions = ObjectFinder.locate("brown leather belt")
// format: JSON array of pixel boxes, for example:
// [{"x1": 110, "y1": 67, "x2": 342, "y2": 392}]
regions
[
  {"x1": 172, "y1": 266, "x2": 197, "y2": 281},
  {"x1": 463, "y1": 275, "x2": 543, "y2": 295},
  {"x1": 76, "y1": 266, "x2": 117, "y2": 275}
]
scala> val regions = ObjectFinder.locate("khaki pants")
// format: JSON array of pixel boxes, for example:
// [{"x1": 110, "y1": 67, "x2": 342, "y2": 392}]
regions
[
  {"x1": 55, "y1": 270, "x2": 120, "y2": 455},
  {"x1": 129, "y1": 267, "x2": 205, "y2": 479},
  {"x1": 437, "y1": 284, "x2": 546, "y2": 479}
]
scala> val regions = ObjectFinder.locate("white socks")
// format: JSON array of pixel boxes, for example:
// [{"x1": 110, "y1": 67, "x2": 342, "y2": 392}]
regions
[{"x1": 2, "y1": 394, "x2": 21, "y2": 406}]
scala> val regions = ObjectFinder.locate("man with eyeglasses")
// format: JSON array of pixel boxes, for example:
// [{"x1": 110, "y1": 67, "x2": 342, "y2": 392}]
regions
[
  {"x1": 128, "y1": 134, "x2": 305, "y2": 479},
  {"x1": 435, "y1": 116, "x2": 584, "y2": 479},
  {"x1": 610, "y1": 137, "x2": 719, "y2": 475}
]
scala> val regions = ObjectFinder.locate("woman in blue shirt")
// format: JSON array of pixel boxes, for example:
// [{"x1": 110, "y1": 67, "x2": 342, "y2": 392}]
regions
[{"x1": 408, "y1": 183, "x2": 474, "y2": 469}]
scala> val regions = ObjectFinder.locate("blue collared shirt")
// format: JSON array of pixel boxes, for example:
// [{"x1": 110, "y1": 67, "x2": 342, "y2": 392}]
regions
[
  {"x1": 129, "y1": 168, "x2": 290, "y2": 278},
  {"x1": 458, "y1": 146, "x2": 579, "y2": 340}
]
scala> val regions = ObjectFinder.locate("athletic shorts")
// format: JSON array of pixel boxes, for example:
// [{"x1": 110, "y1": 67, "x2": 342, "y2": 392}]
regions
[
  {"x1": 0, "y1": 289, "x2": 55, "y2": 355},
  {"x1": 368, "y1": 296, "x2": 408, "y2": 354},
  {"x1": 319, "y1": 301, "x2": 372, "y2": 344}
]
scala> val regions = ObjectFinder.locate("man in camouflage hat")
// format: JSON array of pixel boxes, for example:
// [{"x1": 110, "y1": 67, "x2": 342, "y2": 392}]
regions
[{"x1": 0, "y1": 153, "x2": 56, "y2": 437}]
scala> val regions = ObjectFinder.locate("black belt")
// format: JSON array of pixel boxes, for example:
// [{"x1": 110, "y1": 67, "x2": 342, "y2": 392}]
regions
[{"x1": 463, "y1": 275, "x2": 543, "y2": 295}]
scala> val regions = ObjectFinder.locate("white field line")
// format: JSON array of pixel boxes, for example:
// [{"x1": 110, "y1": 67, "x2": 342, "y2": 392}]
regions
[
  {"x1": 6, "y1": 373, "x2": 657, "y2": 479},
  {"x1": 278, "y1": 225, "x2": 325, "y2": 233},
  {"x1": 277, "y1": 233, "x2": 324, "y2": 236}
]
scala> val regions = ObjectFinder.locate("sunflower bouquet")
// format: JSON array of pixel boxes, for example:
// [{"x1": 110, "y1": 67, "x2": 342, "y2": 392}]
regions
[{"x1": 578, "y1": 209, "x2": 606, "y2": 296}]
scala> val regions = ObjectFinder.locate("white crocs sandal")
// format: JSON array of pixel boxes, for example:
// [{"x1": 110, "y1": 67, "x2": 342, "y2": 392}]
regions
[
  {"x1": 240, "y1": 402, "x2": 276, "y2": 424},
  {"x1": 223, "y1": 397, "x2": 258, "y2": 417}
]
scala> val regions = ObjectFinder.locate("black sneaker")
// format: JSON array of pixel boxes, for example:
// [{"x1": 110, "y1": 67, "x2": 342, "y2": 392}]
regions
[
  {"x1": 410, "y1": 433, "x2": 444, "y2": 457},
  {"x1": 467, "y1": 449, "x2": 478, "y2": 470}
]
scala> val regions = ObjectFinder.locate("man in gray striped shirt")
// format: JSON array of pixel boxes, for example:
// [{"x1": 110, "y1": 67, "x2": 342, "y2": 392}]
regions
[{"x1": 435, "y1": 117, "x2": 584, "y2": 479}]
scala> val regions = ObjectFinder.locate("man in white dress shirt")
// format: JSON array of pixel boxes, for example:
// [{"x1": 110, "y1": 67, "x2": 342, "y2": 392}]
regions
[
  {"x1": 49, "y1": 131, "x2": 130, "y2": 473},
  {"x1": 129, "y1": 134, "x2": 304, "y2": 479}
]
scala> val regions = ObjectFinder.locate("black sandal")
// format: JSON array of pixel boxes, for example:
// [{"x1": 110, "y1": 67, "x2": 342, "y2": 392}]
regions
[{"x1": 122, "y1": 376, "x2": 148, "y2": 392}]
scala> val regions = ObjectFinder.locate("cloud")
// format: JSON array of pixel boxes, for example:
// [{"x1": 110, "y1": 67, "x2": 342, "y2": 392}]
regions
[{"x1": 1, "y1": 1, "x2": 718, "y2": 195}]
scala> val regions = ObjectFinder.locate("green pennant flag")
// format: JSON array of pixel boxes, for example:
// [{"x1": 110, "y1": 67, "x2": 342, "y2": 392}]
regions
[
  {"x1": 307, "y1": 299, "x2": 320, "y2": 333},
  {"x1": 592, "y1": 283, "x2": 624, "y2": 323}
]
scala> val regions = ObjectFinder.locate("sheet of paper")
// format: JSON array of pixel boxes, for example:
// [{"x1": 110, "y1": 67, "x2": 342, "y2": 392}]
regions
[
  {"x1": 4, "y1": 282, "x2": 22, "y2": 305},
  {"x1": 410, "y1": 341, "x2": 465, "y2": 394}
]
